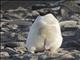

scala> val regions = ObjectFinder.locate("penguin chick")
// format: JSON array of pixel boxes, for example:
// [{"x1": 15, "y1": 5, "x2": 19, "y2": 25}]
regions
[{"x1": 26, "y1": 13, "x2": 63, "y2": 55}]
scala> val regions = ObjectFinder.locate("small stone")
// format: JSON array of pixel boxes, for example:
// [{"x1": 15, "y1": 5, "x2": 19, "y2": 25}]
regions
[
  {"x1": 15, "y1": 6, "x2": 27, "y2": 11},
  {"x1": 32, "y1": 10, "x2": 39, "y2": 16},
  {"x1": 10, "y1": 33, "x2": 16, "y2": 37},
  {"x1": 0, "y1": 46, "x2": 4, "y2": 50},
  {"x1": 0, "y1": 22, "x2": 7, "y2": 27},
  {"x1": 0, "y1": 32, "x2": 4, "y2": 35}
]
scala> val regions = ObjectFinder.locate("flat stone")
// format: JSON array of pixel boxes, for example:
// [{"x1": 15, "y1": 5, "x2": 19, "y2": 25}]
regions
[
  {"x1": 0, "y1": 52, "x2": 10, "y2": 58},
  {"x1": 4, "y1": 42, "x2": 19, "y2": 48},
  {"x1": 32, "y1": 10, "x2": 39, "y2": 16},
  {"x1": 62, "y1": 31, "x2": 76, "y2": 36},
  {"x1": 60, "y1": 20, "x2": 77, "y2": 28},
  {"x1": 7, "y1": 24, "x2": 18, "y2": 29},
  {"x1": 4, "y1": 47, "x2": 18, "y2": 55}
]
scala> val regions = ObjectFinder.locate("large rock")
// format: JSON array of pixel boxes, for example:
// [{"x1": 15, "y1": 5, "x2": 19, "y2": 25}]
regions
[
  {"x1": 4, "y1": 47, "x2": 18, "y2": 56},
  {"x1": 60, "y1": 20, "x2": 78, "y2": 37},
  {"x1": 7, "y1": 24, "x2": 18, "y2": 30},
  {"x1": 60, "y1": 20, "x2": 77, "y2": 28},
  {"x1": 4, "y1": 42, "x2": 19, "y2": 48},
  {"x1": 0, "y1": 51, "x2": 10, "y2": 58}
]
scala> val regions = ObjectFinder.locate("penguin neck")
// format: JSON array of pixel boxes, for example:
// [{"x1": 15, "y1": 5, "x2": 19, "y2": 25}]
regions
[{"x1": 40, "y1": 13, "x2": 52, "y2": 16}]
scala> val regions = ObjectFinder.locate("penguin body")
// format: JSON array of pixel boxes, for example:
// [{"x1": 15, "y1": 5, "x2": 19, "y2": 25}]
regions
[{"x1": 26, "y1": 13, "x2": 63, "y2": 54}]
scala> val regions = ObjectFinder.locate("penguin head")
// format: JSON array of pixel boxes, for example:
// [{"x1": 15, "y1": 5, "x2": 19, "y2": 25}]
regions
[{"x1": 37, "y1": 8, "x2": 52, "y2": 16}]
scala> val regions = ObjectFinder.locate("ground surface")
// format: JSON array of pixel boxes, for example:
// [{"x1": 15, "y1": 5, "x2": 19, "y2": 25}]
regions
[{"x1": 0, "y1": 1, "x2": 80, "y2": 60}]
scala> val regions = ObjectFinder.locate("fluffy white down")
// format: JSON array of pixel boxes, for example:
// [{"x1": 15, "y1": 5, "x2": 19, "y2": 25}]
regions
[{"x1": 26, "y1": 14, "x2": 63, "y2": 54}]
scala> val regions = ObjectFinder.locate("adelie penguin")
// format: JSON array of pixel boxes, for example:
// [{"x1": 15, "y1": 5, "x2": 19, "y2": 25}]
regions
[{"x1": 26, "y1": 8, "x2": 63, "y2": 55}]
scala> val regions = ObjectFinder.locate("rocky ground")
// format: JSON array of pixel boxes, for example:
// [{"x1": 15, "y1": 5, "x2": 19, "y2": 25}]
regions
[{"x1": 0, "y1": 0, "x2": 80, "y2": 60}]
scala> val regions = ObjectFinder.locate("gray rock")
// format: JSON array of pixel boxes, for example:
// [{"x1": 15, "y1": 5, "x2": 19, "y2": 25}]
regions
[
  {"x1": 12, "y1": 54, "x2": 23, "y2": 60},
  {"x1": 0, "y1": 52, "x2": 10, "y2": 58},
  {"x1": 4, "y1": 42, "x2": 19, "y2": 48},
  {"x1": 32, "y1": 10, "x2": 39, "y2": 16},
  {"x1": 29, "y1": 56, "x2": 38, "y2": 60},
  {"x1": 75, "y1": 27, "x2": 80, "y2": 39},
  {"x1": 4, "y1": 47, "x2": 18, "y2": 55},
  {"x1": 10, "y1": 33, "x2": 17, "y2": 37},
  {"x1": 60, "y1": 20, "x2": 78, "y2": 37},
  {"x1": 0, "y1": 22, "x2": 7, "y2": 27},
  {"x1": 8, "y1": 20, "x2": 32, "y2": 25},
  {"x1": 0, "y1": 46, "x2": 4, "y2": 50},
  {"x1": 62, "y1": 31, "x2": 76, "y2": 36},
  {"x1": 1, "y1": 27, "x2": 9, "y2": 32},
  {"x1": 27, "y1": 12, "x2": 32, "y2": 17},
  {"x1": 37, "y1": 8, "x2": 45, "y2": 14},
  {"x1": 17, "y1": 33, "x2": 27, "y2": 40},
  {"x1": 14, "y1": 45, "x2": 27, "y2": 54},
  {"x1": 22, "y1": 52, "x2": 33, "y2": 60},
  {"x1": 60, "y1": 20, "x2": 77, "y2": 28},
  {"x1": 0, "y1": 32, "x2": 5, "y2": 35},
  {"x1": 60, "y1": 6, "x2": 71, "y2": 19},
  {"x1": 61, "y1": 54, "x2": 75, "y2": 59},
  {"x1": 0, "y1": 10, "x2": 4, "y2": 19},
  {"x1": 7, "y1": 7, "x2": 28, "y2": 19},
  {"x1": 7, "y1": 24, "x2": 18, "y2": 29}
]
